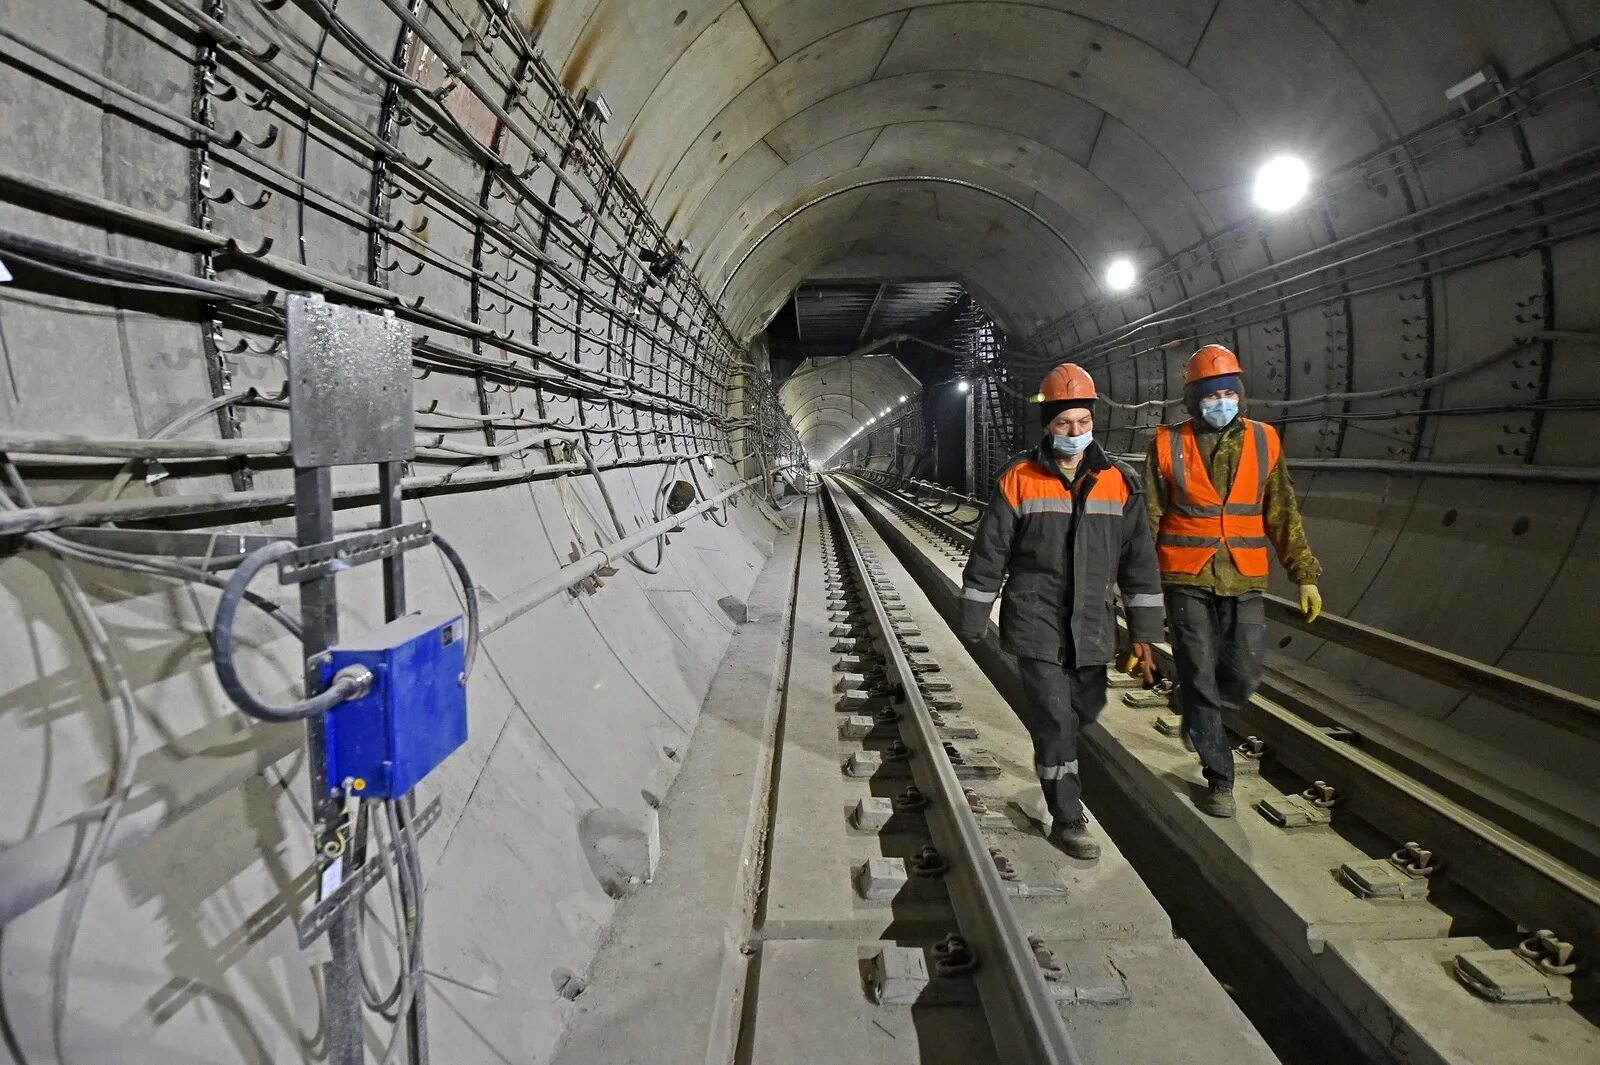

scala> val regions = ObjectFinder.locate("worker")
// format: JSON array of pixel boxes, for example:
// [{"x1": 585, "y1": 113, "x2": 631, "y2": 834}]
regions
[
  {"x1": 957, "y1": 363, "x2": 1164, "y2": 860},
  {"x1": 1145, "y1": 344, "x2": 1323, "y2": 818}
]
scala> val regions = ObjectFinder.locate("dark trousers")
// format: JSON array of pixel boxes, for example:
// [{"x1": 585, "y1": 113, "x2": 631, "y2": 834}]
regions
[
  {"x1": 1014, "y1": 658, "x2": 1109, "y2": 822},
  {"x1": 1165, "y1": 587, "x2": 1267, "y2": 788}
]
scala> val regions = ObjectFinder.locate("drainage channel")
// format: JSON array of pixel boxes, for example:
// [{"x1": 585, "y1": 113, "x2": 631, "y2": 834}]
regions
[
  {"x1": 838, "y1": 470, "x2": 1600, "y2": 1065},
  {"x1": 734, "y1": 479, "x2": 1280, "y2": 1065}
]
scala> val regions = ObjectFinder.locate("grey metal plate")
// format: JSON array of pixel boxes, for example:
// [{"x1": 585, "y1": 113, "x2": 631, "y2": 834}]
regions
[{"x1": 286, "y1": 293, "x2": 414, "y2": 467}]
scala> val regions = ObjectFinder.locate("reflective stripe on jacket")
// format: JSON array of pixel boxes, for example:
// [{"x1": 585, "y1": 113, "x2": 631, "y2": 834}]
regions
[
  {"x1": 960, "y1": 441, "x2": 1164, "y2": 666},
  {"x1": 1153, "y1": 418, "x2": 1282, "y2": 578}
]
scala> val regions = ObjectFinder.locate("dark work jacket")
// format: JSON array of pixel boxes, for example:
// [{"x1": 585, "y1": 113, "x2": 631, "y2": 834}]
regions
[{"x1": 959, "y1": 440, "x2": 1165, "y2": 665}]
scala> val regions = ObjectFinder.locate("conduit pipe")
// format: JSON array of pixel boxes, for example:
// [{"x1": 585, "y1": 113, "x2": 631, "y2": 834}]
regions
[{"x1": 479, "y1": 475, "x2": 762, "y2": 637}]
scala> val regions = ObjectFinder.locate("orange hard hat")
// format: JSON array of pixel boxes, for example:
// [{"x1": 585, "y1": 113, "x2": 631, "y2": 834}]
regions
[
  {"x1": 1185, "y1": 344, "x2": 1242, "y2": 384},
  {"x1": 1033, "y1": 363, "x2": 1097, "y2": 403}
]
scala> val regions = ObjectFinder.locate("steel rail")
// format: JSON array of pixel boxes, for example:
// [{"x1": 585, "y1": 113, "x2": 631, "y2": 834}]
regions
[
  {"x1": 819, "y1": 477, "x2": 1080, "y2": 1065},
  {"x1": 838, "y1": 472, "x2": 1600, "y2": 963}
]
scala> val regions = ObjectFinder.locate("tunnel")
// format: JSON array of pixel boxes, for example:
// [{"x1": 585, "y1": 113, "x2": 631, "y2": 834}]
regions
[{"x1": 1, "y1": 1, "x2": 1598, "y2": 1063}]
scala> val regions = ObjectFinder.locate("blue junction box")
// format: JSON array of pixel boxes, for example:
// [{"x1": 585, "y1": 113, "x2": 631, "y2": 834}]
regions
[{"x1": 320, "y1": 611, "x2": 468, "y2": 798}]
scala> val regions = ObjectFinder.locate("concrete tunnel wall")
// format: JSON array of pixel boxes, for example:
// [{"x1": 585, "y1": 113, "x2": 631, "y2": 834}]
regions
[
  {"x1": 2, "y1": 1, "x2": 1600, "y2": 1063},
  {"x1": 535, "y1": 0, "x2": 1600, "y2": 786},
  {"x1": 0, "y1": 1, "x2": 787, "y2": 1062}
]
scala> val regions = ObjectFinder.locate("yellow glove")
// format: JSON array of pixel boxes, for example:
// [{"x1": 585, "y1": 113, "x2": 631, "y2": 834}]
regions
[{"x1": 1298, "y1": 584, "x2": 1323, "y2": 623}]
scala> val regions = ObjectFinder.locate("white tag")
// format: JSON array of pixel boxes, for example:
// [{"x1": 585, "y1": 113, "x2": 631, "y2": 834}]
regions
[
  {"x1": 0, "y1": 257, "x2": 11, "y2": 283},
  {"x1": 319, "y1": 856, "x2": 344, "y2": 900}
]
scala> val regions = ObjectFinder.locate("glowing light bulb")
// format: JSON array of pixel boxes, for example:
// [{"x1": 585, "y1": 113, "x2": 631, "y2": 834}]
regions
[
  {"x1": 1105, "y1": 257, "x2": 1137, "y2": 291},
  {"x1": 1253, "y1": 154, "x2": 1310, "y2": 212}
]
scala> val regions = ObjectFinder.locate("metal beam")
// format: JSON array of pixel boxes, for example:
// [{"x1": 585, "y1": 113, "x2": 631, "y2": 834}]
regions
[{"x1": 858, "y1": 281, "x2": 889, "y2": 343}]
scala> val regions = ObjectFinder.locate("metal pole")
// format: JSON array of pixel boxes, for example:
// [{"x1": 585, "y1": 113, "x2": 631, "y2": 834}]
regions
[
  {"x1": 379, "y1": 459, "x2": 430, "y2": 1064},
  {"x1": 295, "y1": 465, "x2": 365, "y2": 1065}
]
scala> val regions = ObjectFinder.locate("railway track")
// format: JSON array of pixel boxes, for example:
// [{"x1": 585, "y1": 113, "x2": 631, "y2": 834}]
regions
[
  {"x1": 737, "y1": 481, "x2": 1279, "y2": 1064},
  {"x1": 833, "y1": 469, "x2": 1600, "y2": 1065}
]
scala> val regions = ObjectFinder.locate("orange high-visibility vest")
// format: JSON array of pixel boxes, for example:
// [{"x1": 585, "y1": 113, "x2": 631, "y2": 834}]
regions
[
  {"x1": 1154, "y1": 419, "x2": 1281, "y2": 577},
  {"x1": 1000, "y1": 457, "x2": 1131, "y2": 516}
]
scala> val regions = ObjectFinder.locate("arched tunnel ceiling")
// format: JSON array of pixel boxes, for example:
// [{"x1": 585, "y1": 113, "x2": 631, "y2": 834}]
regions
[
  {"x1": 779, "y1": 354, "x2": 921, "y2": 460},
  {"x1": 533, "y1": 0, "x2": 1595, "y2": 341}
]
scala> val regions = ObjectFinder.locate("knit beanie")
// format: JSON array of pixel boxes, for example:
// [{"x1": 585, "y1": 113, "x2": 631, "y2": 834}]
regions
[
  {"x1": 1039, "y1": 397, "x2": 1094, "y2": 426},
  {"x1": 1192, "y1": 373, "x2": 1242, "y2": 398}
]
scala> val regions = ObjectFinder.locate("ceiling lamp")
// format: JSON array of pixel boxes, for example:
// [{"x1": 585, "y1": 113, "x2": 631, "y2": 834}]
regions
[
  {"x1": 1253, "y1": 154, "x2": 1310, "y2": 212},
  {"x1": 1105, "y1": 257, "x2": 1137, "y2": 291}
]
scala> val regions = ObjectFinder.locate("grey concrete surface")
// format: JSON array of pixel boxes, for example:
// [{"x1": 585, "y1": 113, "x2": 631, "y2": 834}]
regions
[
  {"x1": 744, "y1": 940, "x2": 1000, "y2": 1065},
  {"x1": 551, "y1": 504, "x2": 803, "y2": 1065},
  {"x1": 1322, "y1": 936, "x2": 1600, "y2": 1065}
]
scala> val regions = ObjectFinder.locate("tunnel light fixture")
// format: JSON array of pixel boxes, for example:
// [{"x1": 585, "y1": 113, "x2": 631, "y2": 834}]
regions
[
  {"x1": 1253, "y1": 154, "x2": 1310, "y2": 212},
  {"x1": 957, "y1": 380, "x2": 970, "y2": 393},
  {"x1": 1105, "y1": 257, "x2": 1137, "y2": 292},
  {"x1": 899, "y1": 394, "x2": 908, "y2": 403}
]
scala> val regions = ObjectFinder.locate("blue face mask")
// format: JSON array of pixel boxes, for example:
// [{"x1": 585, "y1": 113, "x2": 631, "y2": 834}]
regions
[
  {"x1": 1049, "y1": 430, "x2": 1094, "y2": 457},
  {"x1": 1200, "y1": 396, "x2": 1239, "y2": 429}
]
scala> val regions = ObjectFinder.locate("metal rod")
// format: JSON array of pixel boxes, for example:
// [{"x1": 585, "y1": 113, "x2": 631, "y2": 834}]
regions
[
  {"x1": 480, "y1": 476, "x2": 759, "y2": 637},
  {"x1": 0, "y1": 429, "x2": 290, "y2": 459}
]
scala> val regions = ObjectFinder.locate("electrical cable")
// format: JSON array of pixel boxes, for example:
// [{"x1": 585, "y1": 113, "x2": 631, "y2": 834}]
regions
[
  {"x1": 210, "y1": 541, "x2": 369, "y2": 722},
  {"x1": 2, "y1": 463, "x2": 138, "y2": 1065},
  {"x1": 379, "y1": 799, "x2": 426, "y2": 1065},
  {"x1": 687, "y1": 456, "x2": 730, "y2": 527},
  {"x1": 359, "y1": 804, "x2": 410, "y2": 1016},
  {"x1": 578, "y1": 444, "x2": 668, "y2": 575},
  {"x1": 102, "y1": 386, "x2": 289, "y2": 503},
  {"x1": 429, "y1": 531, "x2": 479, "y2": 680},
  {"x1": 0, "y1": 247, "x2": 239, "y2": 300}
]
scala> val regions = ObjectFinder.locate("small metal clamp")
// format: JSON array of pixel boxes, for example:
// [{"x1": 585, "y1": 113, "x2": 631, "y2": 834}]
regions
[
  {"x1": 1302, "y1": 780, "x2": 1338, "y2": 808},
  {"x1": 895, "y1": 786, "x2": 929, "y2": 813},
  {"x1": 1516, "y1": 930, "x2": 1584, "y2": 977},
  {"x1": 932, "y1": 934, "x2": 977, "y2": 977},
  {"x1": 1389, "y1": 841, "x2": 1440, "y2": 878},
  {"x1": 1029, "y1": 936, "x2": 1063, "y2": 981},
  {"x1": 909, "y1": 844, "x2": 949, "y2": 877}
]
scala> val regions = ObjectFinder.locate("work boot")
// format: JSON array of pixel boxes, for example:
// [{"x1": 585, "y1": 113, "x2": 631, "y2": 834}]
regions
[
  {"x1": 1200, "y1": 785, "x2": 1236, "y2": 819},
  {"x1": 1048, "y1": 817, "x2": 1102, "y2": 860}
]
